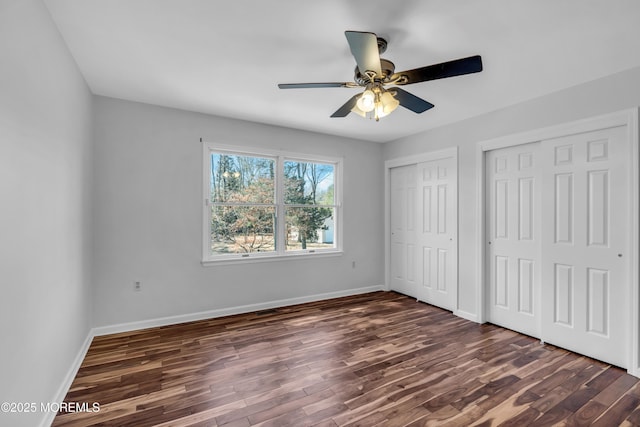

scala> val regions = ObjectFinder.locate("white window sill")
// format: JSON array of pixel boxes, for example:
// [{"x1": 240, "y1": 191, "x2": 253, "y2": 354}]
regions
[{"x1": 201, "y1": 250, "x2": 343, "y2": 267}]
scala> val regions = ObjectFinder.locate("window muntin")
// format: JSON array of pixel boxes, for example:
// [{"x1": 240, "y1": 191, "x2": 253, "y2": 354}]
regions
[{"x1": 204, "y1": 146, "x2": 340, "y2": 262}]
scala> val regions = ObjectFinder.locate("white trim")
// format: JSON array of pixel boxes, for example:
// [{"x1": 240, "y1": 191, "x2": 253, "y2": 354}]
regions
[
  {"x1": 201, "y1": 140, "x2": 344, "y2": 263},
  {"x1": 475, "y1": 108, "x2": 639, "y2": 376},
  {"x1": 478, "y1": 110, "x2": 634, "y2": 152},
  {"x1": 203, "y1": 142, "x2": 343, "y2": 164},
  {"x1": 38, "y1": 331, "x2": 94, "y2": 427},
  {"x1": 384, "y1": 146, "x2": 459, "y2": 312},
  {"x1": 384, "y1": 158, "x2": 390, "y2": 292},
  {"x1": 92, "y1": 285, "x2": 384, "y2": 336},
  {"x1": 475, "y1": 144, "x2": 486, "y2": 323},
  {"x1": 202, "y1": 140, "x2": 210, "y2": 263},
  {"x1": 201, "y1": 250, "x2": 343, "y2": 266},
  {"x1": 628, "y1": 108, "x2": 640, "y2": 377},
  {"x1": 454, "y1": 309, "x2": 480, "y2": 323},
  {"x1": 385, "y1": 147, "x2": 459, "y2": 169}
]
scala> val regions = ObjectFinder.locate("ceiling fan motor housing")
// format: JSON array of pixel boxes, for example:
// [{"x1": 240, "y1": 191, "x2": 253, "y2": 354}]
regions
[{"x1": 354, "y1": 58, "x2": 396, "y2": 86}]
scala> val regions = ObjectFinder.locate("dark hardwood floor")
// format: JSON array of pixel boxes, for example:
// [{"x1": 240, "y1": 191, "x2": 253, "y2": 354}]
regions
[{"x1": 53, "y1": 291, "x2": 640, "y2": 426}]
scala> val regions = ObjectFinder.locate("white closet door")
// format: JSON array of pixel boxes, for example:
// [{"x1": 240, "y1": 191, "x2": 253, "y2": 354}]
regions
[
  {"x1": 486, "y1": 142, "x2": 541, "y2": 337},
  {"x1": 540, "y1": 126, "x2": 629, "y2": 367},
  {"x1": 416, "y1": 156, "x2": 457, "y2": 310},
  {"x1": 390, "y1": 164, "x2": 418, "y2": 298}
]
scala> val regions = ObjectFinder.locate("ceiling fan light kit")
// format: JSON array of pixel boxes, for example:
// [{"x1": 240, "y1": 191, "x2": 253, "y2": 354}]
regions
[
  {"x1": 352, "y1": 84, "x2": 400, "y2": 121},
  {"x1": 278, "y1": 31, "x2": 483, "y2": 121}
]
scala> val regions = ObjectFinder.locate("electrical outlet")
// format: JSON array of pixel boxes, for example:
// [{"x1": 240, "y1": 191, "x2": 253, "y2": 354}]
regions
[{"x1": 134, "y1": 281, "x2": 142, "y2": 292}]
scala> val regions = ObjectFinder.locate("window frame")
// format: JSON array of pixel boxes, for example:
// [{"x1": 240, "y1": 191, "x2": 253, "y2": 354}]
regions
[{"x1": 202, "y1": 142, "x2": 343, "y2": 265}]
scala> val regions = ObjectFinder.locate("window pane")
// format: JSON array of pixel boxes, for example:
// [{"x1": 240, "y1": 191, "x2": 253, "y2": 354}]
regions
[
  {"x1": 285, "y1": 207, "x2": 335, "y2": 251},
  {"x1": 210, "y1": 153, "x2": 275, "y2": 203},
  {"x1": 284, "y1": 161, "x2": 334, "y2": 205},
  {"x1": 211, "y1": 205, "x2": 276, "y2": 255}
]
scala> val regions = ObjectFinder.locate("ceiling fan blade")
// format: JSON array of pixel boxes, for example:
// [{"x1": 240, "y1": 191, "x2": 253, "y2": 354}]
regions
[
  {"x1": 392, "y1": 55, "x2": 483, "y2": 85},
  {"x1": 330, "y1": 94, "x2": 360, "y2": 118},
  {"x1": 345, "y1": 31, "x2": 382, "y2": 78},
  {"x1": 278, "y1": 82, "x2": 355, "y2": 89},
  {"x1": 392, "y1": 88, "x2": 434, "y2": 113}
]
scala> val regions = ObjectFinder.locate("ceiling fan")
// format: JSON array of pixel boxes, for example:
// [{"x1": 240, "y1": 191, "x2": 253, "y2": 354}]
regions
[{"x1": 278, "y1": 31, "x2": 483, "y2": 121}]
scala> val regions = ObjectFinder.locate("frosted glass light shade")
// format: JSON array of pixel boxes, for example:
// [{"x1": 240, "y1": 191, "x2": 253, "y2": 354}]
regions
[
  {"x1": 356, "y1": 89, "x2": 375, "y2": 112},
  {"x1": 380, "y1": 91, "x2": 399, "y2": 114}
]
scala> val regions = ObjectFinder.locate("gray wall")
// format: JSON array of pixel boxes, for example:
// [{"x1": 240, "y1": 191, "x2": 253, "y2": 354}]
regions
[
  {"x1": 383, "y1": 65, "x2": 640, "y2": 316},
  {"x1": 0, "y1": 1, "x2": 94, "y2": 426},
  {"x1": 91, "y1": 96, "x2": 385, "y2": 328}
]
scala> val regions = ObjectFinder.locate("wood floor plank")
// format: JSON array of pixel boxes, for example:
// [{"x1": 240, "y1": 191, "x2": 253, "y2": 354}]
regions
[
  {"x1": 591, "y1": 394, "x2": 640, "y2": 427},
  {"x1": 52, "y1": 291, "x2": 640, "y2": 426}
]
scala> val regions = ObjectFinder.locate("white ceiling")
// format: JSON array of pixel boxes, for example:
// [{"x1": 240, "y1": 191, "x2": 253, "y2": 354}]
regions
[{"x1": 43, "y1": 0, "x2": 640, "y2": 143}]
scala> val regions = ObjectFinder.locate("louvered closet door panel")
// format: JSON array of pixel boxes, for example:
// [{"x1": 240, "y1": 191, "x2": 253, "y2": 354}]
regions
[
  {"x1": 486, "y1": 142, "x2": 541, "y2": 337},
  {"x1": 540, "y1": 125, "x2": 629, "y2": 367}
]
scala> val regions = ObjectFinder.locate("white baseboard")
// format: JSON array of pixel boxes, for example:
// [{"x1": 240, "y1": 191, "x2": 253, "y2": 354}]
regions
[
  {"x1": 454, "y1": 309, "x2": 480, "y2": 323},
  {"x1": 39, "y1": 330, "x2": 95, "y2": 427},
  {"x1": 93, "y1": 285, "x2": 385, "y2": 337}
]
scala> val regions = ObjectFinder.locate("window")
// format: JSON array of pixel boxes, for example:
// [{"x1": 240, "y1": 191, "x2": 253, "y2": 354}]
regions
[{"x1": 203, "y1": 143, "x2": 341, "y2": 262}]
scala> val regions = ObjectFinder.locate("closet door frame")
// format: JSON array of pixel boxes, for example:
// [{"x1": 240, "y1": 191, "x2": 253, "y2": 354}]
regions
[
  {"x1": 475, "y1": 108, "x2": 639, "y2": 376},
  {"x1": 385, "y1": 147, "x2": 459, "y2": 313}
]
